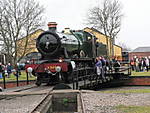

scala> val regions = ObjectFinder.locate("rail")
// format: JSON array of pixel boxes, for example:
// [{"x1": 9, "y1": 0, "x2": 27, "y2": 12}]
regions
[{"x1": 116, "y1": 62, "x2": 131, "y2": 75}]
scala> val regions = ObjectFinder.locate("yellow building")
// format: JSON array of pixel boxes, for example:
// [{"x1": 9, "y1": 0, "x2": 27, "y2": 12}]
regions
[
  {"x1": 17, "y1": 29, "x2": 44, "y2": 58},
  {"x1": 113, "y1": 44, "x2": 122, "y2": 60},
  {"x1": 84, "y1": 27, "x2": 122, "y2": 60}
]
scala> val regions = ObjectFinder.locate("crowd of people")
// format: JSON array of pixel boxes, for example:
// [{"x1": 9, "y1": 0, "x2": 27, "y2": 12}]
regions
[
  {"x1": 130, "y1": 56, "x2": 150, "y2": 72},
  {"x1": 95, "y1": 56, "x2": 121, "y2": 79},
  {"x1": 0, "y1": 56, "x2": 134, "y2": 78},
  {"x1": 0, "y1": 63, "x2": 22, "y2": 79}
]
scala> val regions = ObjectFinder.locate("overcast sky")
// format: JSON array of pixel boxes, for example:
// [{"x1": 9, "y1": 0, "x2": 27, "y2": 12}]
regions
[{"x1": 37, "y1": 0, "x2": 150, "y2": 50}]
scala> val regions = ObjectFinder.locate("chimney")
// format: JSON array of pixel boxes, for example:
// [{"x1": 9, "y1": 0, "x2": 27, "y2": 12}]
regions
[{"x1": 47, "y1": 22, "x2": 57, "y2": 32}]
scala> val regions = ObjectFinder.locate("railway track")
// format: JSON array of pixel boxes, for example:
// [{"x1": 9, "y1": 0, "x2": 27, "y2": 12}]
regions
[
  {"x1": 0, "y1": 83, "x2": 86, "y2": 113},
  {"x1": 2, "y1": 84, "x2": 54, "y2": 93},
  {"x1": 31, "y1": 90, "x2": 86, "y2": 113},
  {"x1": 0, "y1": 85, "x2": 54, "y2": 113},
  {"x1": 31, "y1": 89, "x2": 53, "y2": 113},
  {"x1": 0, "y1": 72, "x2": 130, "y2": 113}
]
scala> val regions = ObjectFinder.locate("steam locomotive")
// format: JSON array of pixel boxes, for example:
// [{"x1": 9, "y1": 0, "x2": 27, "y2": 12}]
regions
[{"x1": 25, "y1": 22, "x2": 107, "y2": 86}]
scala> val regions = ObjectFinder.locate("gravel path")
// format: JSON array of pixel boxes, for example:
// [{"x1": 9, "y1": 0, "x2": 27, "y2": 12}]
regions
[
  {"x1": 82, "y1": 86, "x2": 150, "y2": 113},
  {"x1": 0, "y1": 94, "x2": 47, "y2": 113}
]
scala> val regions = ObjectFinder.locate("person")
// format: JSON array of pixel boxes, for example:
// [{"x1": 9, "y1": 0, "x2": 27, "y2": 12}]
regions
[
  {"x1": 148, "y1": 56, "x2": 150, "y2": 69},
  {"x1": 130, "y1": 60, "x2": 135, "y2": 71},
  {"x1": 0, "y1": 87, "x2": 2, "y2": 92},
  {"x1": 17, "y1": 63, "x2": 21, "y2": 75},
  {"x1": 145, "y1": 57, "x2": 149, "y2": 72},
  {"x1": 12, "y1": 63, "x2": 21, "y2": 77},
  {"x1": 0, "y1": 62, "x2": 4, "y2": 79},
  {"x1": 138, "y1": 58, "x2": 142, "y2": 72},
  {"x1": 99, "y1": 56, "x2": 106, "y2": 80},
  {"x1": 12, "y1": 68, "x2": 18, "y2": 77},
  {"x1": 135, "y1": 57, "x2": 140, "y2": 72},
  {"x1": 27, "y1": 67, "x2": 33, "y2": 77},
  {"x1": 95, "y1": 57, "x2": 102, "y2": 76},
  {"x1": 6, "y1": 63, "x2": 13, "y2": 78},
  {"x1": 113, "y1": 60, "x2": 121, "y2": 72},
  {"x1": 100, "y1": 56, "x2": 107, "y2": 74},
  {"x1": 142, "y1": 58, "x2": 146, "y2": 72}
]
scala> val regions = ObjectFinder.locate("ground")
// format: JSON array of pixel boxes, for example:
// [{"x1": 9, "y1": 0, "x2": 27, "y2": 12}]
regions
[{"x1": 83, "y1": 86, "x2": 150, "y2": 113}]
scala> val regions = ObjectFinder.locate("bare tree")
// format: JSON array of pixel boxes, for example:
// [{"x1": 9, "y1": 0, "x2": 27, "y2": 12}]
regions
[
  {"x1": 0, "y1": 0, "x2": 44, "y2": 65},
  {"x1": 118, "y1": 42, "x2": 131, "y2": 52},
  {"x1": 86, "y1": 0, "x2": 123, "y2": 58}
]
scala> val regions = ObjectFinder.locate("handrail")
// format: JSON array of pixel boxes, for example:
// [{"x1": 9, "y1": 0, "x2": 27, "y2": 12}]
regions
[{"x1": 72, "y1": 63, "x2": 131, "y2": 89}]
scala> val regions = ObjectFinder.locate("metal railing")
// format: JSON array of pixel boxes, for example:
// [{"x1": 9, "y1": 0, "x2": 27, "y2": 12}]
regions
[
  {"x1": 0, "y1": 72, "x2": 34, "y2": 89},
  {"x1": 72, "y1": 67, "x2": 99, "y2": 89},
  {"x1": 72, "y1": 62, "x2": 131, "y2": 90}
]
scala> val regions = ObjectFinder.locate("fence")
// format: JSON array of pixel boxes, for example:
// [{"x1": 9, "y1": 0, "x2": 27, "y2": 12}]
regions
[{"x1": 0, "y1": 72, "x2": 35, "y2": 89}]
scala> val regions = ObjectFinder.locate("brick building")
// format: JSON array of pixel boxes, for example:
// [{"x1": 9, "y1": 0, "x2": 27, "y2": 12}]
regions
[{"x1": 129, "y1": 47, "x2": 150, "y2": 60}]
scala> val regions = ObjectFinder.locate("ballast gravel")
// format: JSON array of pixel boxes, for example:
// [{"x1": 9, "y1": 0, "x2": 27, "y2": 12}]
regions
[
  {"x1": 1, "y1": 86, "x2": 150, "y2": 113},
  {"x1": 0, "y1": 94, "x2": 47, "y2": 113},
  {"x1": 82, "y1": 87, "x2": 150, "y2": 113}
]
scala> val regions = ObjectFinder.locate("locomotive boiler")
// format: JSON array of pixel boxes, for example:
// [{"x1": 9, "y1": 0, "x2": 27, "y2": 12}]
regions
[
  {"x1": 37, "y1": 22, "x2": 97, "y2": 59},
  {"x1": 25, "y1": 22, "x2": 106, "y2": 86}
]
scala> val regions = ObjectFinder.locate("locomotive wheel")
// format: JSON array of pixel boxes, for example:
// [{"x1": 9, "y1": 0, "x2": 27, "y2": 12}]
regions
[
  {"x1": 61, "y1": 72, "x2": 69, "y2": 83},
  {"x1": 61, "y1": 72, "x2": 73, "y2": 83},
  {"x1": 35, "y1": 81, "x2": 41, "y2": 86}
]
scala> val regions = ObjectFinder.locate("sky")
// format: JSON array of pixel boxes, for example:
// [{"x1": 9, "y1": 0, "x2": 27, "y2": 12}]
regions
[{"x1": 36, "y1": 0, "x2": 150, "y2": 50}]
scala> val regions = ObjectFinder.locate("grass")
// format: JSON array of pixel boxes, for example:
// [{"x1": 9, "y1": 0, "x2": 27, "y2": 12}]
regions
[
  {"x1": 131, "y1": 71, "x2": 150, "y2": 76},
  {"x1": 116, "y1": 105, "x2": 150, "y2": 113},
  {"x1": 0, "y1": 71, "x2": 36, "y2": 81},
  {"x1": 99, "y1": 89, "x2": 150, "y2": 93}
]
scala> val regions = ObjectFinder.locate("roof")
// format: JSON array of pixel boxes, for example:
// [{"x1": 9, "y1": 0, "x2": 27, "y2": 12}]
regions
[
  {"x1": 131, "y1": 47, "x2": 150, "y2": 52},
  {"x1": 113, "y1": 44, "x2": 122, "y2": 49},
  {"x1": 84, "y1": 27, "x2": 105, "y2": 36}
]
